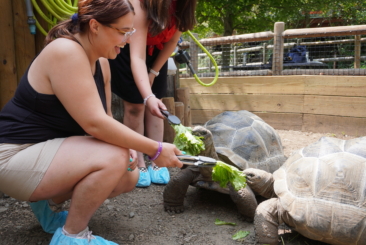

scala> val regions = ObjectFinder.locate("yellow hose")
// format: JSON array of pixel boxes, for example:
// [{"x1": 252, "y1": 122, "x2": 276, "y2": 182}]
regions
[{"x1": 186, "y1": 30, "x2": 219, "y2": 87}]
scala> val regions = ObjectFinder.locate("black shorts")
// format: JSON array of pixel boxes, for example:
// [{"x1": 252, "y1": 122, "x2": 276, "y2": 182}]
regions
[{"x1": 108, "y1": 44, "x2": 168, "y2": 104}]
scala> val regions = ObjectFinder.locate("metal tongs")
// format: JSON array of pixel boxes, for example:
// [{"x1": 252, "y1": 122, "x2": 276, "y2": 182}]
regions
[
  {"x1": 160, "y1": 109, "x2": 181, "y2": 125},
  {"x1": 177, "y1": 155, "x2": 217, "y2": 167}
]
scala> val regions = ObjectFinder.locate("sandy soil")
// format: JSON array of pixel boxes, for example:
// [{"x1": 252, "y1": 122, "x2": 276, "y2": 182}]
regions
[{"x1": 0, "y1": 129, "x2": 355, "y2": 245}]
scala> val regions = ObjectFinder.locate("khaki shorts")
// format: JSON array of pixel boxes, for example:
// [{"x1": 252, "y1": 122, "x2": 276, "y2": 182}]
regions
[{"x1": 0, "y1": 138, "x2": 65, "y2": 201}]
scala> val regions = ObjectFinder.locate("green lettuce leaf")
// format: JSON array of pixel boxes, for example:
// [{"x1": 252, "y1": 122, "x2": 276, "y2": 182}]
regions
[
  {"x1": 232, "y1": 230, "x2": 250, "y2": 240},
  {"x1": 172, "y1": 124, "x2": 205, "y2": 156},
  {"x1": 212, "y1": 161, "x2": 247, "y2": 191},
  {"x1": 215, "y1": 218, "x2": 236, "y2": 226}
]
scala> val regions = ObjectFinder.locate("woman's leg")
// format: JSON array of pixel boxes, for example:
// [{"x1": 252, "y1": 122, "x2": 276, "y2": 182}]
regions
[
  {"x1": 122, "y1": 101, "x2": 146, "y2": 168},
  {"x1": 144, "y1": 107, "x2": 164, "y2": 162},
  {"x1": 29, "y1": 136, "x2": 138, "y2": 234},
  {"x1": 144, "y1": 107, "x2": 170, "y2": 184}
]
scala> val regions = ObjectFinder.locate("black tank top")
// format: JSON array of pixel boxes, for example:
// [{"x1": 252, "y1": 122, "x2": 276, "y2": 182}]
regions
[{"x1": 0, "y1": 60, "x2": 107, "y2": 144}]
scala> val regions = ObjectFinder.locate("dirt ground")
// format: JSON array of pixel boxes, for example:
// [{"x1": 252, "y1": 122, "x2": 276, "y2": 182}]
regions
[{"x1": 0, "y1": 129, "x2": 356, "y2": 245}]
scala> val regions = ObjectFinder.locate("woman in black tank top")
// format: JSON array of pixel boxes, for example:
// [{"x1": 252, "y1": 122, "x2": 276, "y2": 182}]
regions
[{"x1": 0, "y1": 1, "x2": 183, "y2": 244}]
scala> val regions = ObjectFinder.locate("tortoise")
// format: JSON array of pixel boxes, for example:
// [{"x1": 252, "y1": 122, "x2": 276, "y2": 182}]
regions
[
  {"x1": 243, "y1": 136, "x2": 366, "y2": 245},
  {"x1": 163, "y1": 110, "x2": 287, "y2": 221}
]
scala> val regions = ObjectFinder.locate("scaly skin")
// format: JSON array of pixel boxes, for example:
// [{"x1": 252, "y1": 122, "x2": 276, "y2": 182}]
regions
[
  {"x1": 254, "y1": 198, "x2": 281, "y2": 245},
  {"x1": 163, "y1": 167, "x2": 200, "y2": 213},
  {"x1": 228, "y1": 184, "x2": 257, "y2": 222},
  {"x1": 243, "y1": 168, "x2": 276, "y2": 198}
]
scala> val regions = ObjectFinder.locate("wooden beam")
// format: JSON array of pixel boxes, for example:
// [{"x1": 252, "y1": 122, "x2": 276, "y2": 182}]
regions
[
  {"x1": 304, "y1": 95, "x2": 366, "y2": 118},
  {"x1": 0, "y1": 0, "x2": 17, "y2": 109},
  {"x1": 12, "y1": 0, "x2": 36, "y2": 82},
  {"x1": 304, "y1": 76, "x2": 366, "y2": 97},
  {"x1": 181, "y1": 76, "x2": 306, "y2": 95},
  {"x1": 283, "y1": 25, "x2": 366, "y2": 38},
  {"x1": 190, "y1": 94, "x2": 304, "y2": 113}
]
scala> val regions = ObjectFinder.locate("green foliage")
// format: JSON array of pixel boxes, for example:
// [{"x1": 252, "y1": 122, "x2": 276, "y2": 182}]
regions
[
  {"x1": 172, "y1": 124, "x2": 205, "y2": 156},
  {"x1": 194, "y1": 0, "x2": 366, "y2": 38},
  {"x1": 212, "y1": 161, "x2": 247, "y2": 191},
  {"x1": 214, "y1": 219, "x2": 237, "y2": 226},
  {"x1": 232, "y1": 230, "x2": 250, "y2": 240}
]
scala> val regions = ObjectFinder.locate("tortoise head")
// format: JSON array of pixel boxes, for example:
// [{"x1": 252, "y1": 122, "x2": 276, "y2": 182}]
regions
[{"x1": 243, "y1": 168, "x2": 275, "y2": 198}]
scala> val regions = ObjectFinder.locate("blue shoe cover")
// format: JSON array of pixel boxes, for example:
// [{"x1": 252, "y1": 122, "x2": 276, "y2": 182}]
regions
[
  {"x1": 136, "y1": 167, "x2": 151, "y2": 187},
  {"x1": 50, "y1": 227, "x2": 118, "y2": 245},
  {"x1": 148, "y1": 165, "x2": 170, "y2": 184},
  {"x1": 29, "y1": 200, "x2": 67, "y2": 234}
]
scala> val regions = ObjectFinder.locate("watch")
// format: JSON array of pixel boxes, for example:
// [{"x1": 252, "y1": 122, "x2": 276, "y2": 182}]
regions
[{"x1": 149, "y1": 68, "x2": 159, "y2": 77}]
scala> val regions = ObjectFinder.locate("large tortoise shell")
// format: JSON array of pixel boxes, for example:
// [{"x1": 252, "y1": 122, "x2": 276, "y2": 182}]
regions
[
  {"x1": 274, "y1": 136, "x2": 366, "y2": 244},
  {"x1": 204, "y1": 110, "x2": 286, "y2": 173}
]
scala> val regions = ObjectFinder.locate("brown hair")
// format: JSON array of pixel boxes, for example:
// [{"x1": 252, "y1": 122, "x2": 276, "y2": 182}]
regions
[
  {"x1": 45, "y1": 0, "x2": 135, "y2": 45},
  {"x1": 141, "y1": 0, "x2": 197, "y2": 36}
]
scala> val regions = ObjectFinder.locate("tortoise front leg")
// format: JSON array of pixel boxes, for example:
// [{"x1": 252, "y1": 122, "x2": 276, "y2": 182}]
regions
[
  {"x1": 163, "y1": 167, "x2": 200, "y2": 213},
  {"x1": 254, "y1": 198, "x2": 280, "y2": 245},
  {"x1": 229, "y1": 185, "x2": 257, "y2": 222}
]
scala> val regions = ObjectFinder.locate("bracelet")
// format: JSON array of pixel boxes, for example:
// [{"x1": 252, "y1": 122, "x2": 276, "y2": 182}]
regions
[
  {"x1": 149, "y1": 68, "x2": 159, "y2": 77},
  {"x1": 148, "y1": 141, "x2": 163, "y2": 161},
  {"x1": 143, "y1": 94, "x2": 156, "y2": 106}
]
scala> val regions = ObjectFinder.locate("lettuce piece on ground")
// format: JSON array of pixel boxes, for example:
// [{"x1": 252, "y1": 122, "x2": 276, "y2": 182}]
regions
[
  {"x1": 212, "y1": 161, "x2": 246, "y2": 191},
  {"x1": 232, "y1": 230, "x2": 250, "y2": 240},
  {"x1": 215, "y1": 218, "x2": 236, "y2": 226},
  {"x1": 172, "y1": 124, "x2": 205, "y2": 156}
]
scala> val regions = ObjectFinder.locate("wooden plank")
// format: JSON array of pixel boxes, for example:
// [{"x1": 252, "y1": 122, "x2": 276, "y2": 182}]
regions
[
  {"x1": 191, "y1": 109, "x2": 303, "y2": 131},
  {"x1": 283, "y1": 25, "x2": 366, "y2": 38},
  {"x1": 190, "y1": 94, "x2": 304, "y2": 113},
  {"x1": 0, "y1": 0, "x2": 17, "y2": 109},
  {"x1": 255, "y1": 112, "x2": 303, "y2": 131},
  {"x1": 304, "y1": 76, "x2": 366, "y2": 97},
  {"x1": 282, "y1": 69, "x2": 366, "y2": 76},
  {"x1": 302, "y1": 114, "x2": 366, "y2": 137},
  {"x1": 304, "y1": 95, "x2": 366, "y2": 117},
  {"x1": 176, "y1": 87, "x2": 191, "y2": 126},
  {"x1": 12, "y1": 0, "x2": 36, "y2": 83},
  {"x1": 180, "y1": 76, "x2": 305, "y2": 95}
]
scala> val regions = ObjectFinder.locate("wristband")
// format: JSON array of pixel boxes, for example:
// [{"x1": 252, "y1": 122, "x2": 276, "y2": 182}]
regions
[
  {"x1": 148, "y1": 141, "x2": 163, "y2": 161},
  {"x1": 143, "y1": 94, "x2": 156, "y2": 106},
  {"x1": 149, "y1": 68, "x2": 159, "y2": 77}
]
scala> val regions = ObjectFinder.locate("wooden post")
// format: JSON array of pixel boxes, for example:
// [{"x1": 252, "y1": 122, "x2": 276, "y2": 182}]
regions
[
  {"x1": 176, "y1": 88, "x2": 191, "y2": 127},
  {"x1": 272, "y1": 22, "x2": 285, "y2": 75},
  {"x1": 175, "y1": 102, "x2": 184, "y2": 126},
  {"x1": 162, "y1": 97, "x2": 176, "y2": 143},
  {"x1": 189, "y1": 33, "x2": 199, "y2": 77},
  {"x1": 354, "y1": 35, "x2": 361, "y2": 68},
  {"x1": 12, "y1": 1, "x2": 36, "y2": 82},
  {"x1": 0, "y1": 0, "x2": 18, "y2": 109}
]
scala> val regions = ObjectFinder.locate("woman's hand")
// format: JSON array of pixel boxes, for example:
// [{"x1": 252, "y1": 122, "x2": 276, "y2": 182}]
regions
[
  {"x1": 128, "y1": 149, "x2": 138, "y2": 171},
  {"x1": 146, "y1": 96, "x2": 166, "y2": 119},
  {"x1": 153, "y1": 143, "x2": 183, "y2": 168}
]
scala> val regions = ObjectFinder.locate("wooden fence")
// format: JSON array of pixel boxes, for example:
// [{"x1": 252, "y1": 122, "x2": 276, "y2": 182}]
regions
[
  {"x1": 180, "y1": 22, "x2": 366, "y2": 77},
  {"x1": 180, "y1": 75, "x2": 366, "y2": 136}
]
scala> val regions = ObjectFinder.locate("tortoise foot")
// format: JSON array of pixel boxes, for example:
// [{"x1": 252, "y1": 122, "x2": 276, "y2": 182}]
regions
[{"x1": 164, "y1": 203, "x2": 185, "y2": 214}]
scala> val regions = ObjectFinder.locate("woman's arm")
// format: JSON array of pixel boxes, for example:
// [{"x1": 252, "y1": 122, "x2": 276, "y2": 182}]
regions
[
  {"x1": 128, "y1": 0, "x2": 167, "y2": 118},
  {"x1": 149, "y1": 30, "x2": 182, "y2": 75},
  {"x1": 38, "y1": 39, "x2": 182, "y2": 168},
  {"x1": 99, "y1": 58, "x2": 113, "y2": 117}
]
